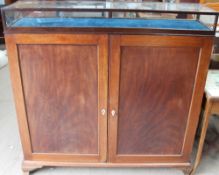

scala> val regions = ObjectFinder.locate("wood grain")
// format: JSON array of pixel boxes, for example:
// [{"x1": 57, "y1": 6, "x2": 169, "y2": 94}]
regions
[
  {"x1": 5, "y1": 34, "x2": 108, "y2": 163},
  {"x1": 19, "y1": 44, "x2": 98, "y2": 154},
  {"x1": 5, "y1": 33, "x2": 213, "y2": 173},
  {"x1": 5, "y1": 36, "x2": 33, "y2": 160},
  {"x1": 109, "y1": 35, "x2": 213, "y2": 164},
  {"x1": 117, "y1": 46, "x2": 199, "y2": 155}
]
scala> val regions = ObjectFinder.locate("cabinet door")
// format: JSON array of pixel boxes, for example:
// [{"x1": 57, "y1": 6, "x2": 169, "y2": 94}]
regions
[
  {"x1": 108, "y1": 35, "x2": 213, "y2": 164},
  {"x1": 6, "y1": 34, "x2": 108, "y2": 162}
]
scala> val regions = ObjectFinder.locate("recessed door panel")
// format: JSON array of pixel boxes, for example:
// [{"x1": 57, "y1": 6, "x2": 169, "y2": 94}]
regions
[
  {"x1": 19, "y1": 44, "x2": 98, "y2": 154},
  {"x1": 109, "y1": 35, "x2": 211, "y2": 163},
  {"x1": 117, "y1": 46, "x2": 198, "y2": 155}
]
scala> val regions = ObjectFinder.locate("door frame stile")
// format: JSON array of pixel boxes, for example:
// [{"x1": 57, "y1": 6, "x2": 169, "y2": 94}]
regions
[{"x1": 108, "y1": 35, "x2": 121, "y2": 163}]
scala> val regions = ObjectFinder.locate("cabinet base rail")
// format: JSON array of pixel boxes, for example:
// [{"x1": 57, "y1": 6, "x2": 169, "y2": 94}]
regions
[{"x1": 22, "y1": 160, "x2": 192, "y2": 175}]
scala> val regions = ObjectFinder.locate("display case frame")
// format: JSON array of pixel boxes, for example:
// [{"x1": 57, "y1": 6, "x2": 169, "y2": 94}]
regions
[{"x1": 1, "y1": 0, "x2": 219, "y2": 35}]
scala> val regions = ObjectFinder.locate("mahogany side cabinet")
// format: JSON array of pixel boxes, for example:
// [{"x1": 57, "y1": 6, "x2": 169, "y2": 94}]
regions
[{"x1": 2, "y1": 1, "x2": 218, "y2": 175}]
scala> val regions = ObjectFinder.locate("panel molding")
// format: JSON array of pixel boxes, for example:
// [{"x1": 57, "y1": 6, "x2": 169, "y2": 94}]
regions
[
  {"x1": 6, "y1": 34, "x2": 108, "y2": 163},
  {"x1": 108, "y1": 35, "x2": 213, "y2": 163}
]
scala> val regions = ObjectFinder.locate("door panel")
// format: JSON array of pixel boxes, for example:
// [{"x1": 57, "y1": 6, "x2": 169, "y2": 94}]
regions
[
  {"x1": 19, "y1": 44, "x2": 99, "y2": 154},
  {"x1": 11, "y1": 34, "x2": 108, "y2": 162},
  {"x1": 117, "y1": 46, "x2": 199, "y2": 155},
  {"x1": 109, "y1": 35, "x2": 212, "y2": 163}
]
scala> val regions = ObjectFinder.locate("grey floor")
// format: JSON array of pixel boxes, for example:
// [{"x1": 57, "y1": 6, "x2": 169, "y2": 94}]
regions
[{"x1": 0, "y1": 65, "x2": 219, "y2": 175}]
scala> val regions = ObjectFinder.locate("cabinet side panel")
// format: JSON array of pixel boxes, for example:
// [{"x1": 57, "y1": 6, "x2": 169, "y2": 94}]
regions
[
  {"x1": 117, "y1": 46, "x2": 199, "y2": 155},
  {"x1": 18, "y1": 44, "x2": 98, "y2": 154}
]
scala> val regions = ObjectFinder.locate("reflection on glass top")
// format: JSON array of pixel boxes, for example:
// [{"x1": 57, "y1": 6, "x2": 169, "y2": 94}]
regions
[{"x1": 4, "y1": 0, "x2": 217, "y2": 14}]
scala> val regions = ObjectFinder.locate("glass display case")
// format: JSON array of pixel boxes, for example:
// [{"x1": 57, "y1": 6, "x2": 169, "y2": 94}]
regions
[
  {"x1": 0, "y1": 0, "x2": 15, "y2": 43},
  {"x1": 1, "y1": 0, "x2": 219, "y2": 35}
]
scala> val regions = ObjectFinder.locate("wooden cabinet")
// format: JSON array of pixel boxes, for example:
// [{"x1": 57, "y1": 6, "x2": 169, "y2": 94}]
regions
[
  {"x1": 3, "y1": 1, "x2": 217, "y2": 174},
  {"x1": 5, "y1": 34, "x2": 213, "y2": 174}
]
